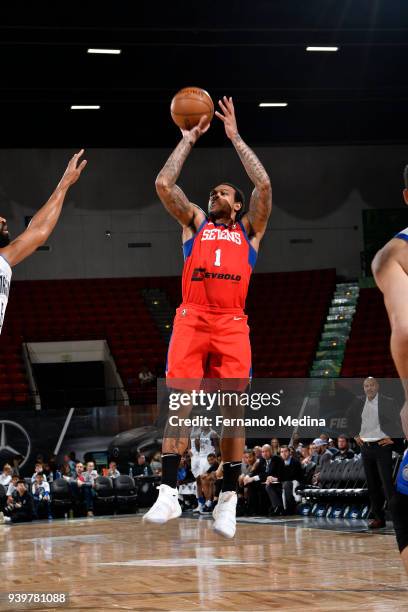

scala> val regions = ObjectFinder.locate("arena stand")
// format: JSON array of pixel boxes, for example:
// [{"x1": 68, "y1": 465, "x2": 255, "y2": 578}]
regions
[{"x1": 0, "y1": 269, "x2": 336, "y2": 408}]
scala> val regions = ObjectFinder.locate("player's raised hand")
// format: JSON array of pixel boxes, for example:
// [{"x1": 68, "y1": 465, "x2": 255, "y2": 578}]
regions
[
  {"x1": 180, "y1": 115, "x2": 210, "y2": 143},
  {"x1": 215, "y1": 96, "x2": 238, "y2": 140},
  {"x1": 58, "y1": 149, "x2": 87, "y2": 191}
]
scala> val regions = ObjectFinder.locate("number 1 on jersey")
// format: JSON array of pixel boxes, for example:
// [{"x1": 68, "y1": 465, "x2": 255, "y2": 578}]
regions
[{"x1": 214, "y1": 248, "x2": 221, "y2": 267}]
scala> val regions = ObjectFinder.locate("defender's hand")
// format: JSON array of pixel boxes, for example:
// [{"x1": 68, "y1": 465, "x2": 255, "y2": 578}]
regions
[
  {"x1": 180, "y1": 115, "x2": 210, "y2": 144},
  {"x1": 58, "y1": 149, "x2": 87, "y2": 191},
  {"x1": 215, "y1": 96, "x2": 238, "y2": 140}
]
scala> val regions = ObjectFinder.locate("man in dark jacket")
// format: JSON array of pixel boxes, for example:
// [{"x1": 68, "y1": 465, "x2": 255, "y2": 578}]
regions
[
  {"x1": 346, "y1": 377, "x2": 403, "y2": 529},
  {"x1": 243, "y1": 444, "x2": 284, "y2": 515},
  {"x1": 3, "y1": 480, "x2": 34, "y2": 523}
]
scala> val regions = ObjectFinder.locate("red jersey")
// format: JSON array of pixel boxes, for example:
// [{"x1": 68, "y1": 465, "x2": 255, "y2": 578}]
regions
[{"x1": 181, "y1": 219, "x2": 257, "y2": 313}]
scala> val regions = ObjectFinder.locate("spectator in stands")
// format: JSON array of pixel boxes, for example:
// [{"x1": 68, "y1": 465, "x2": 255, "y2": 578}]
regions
[
  {"x1": 2, "y1": 480, "x2": 34, "y2": 523},
  {"x1": 150, "y1": 452, "x2": 162, "y2": 476},
  {"x1": 32, "y1": 473, "x2": 52, "y2": 519},
  {"x1": 279, "y1": 445, "x2": 304, "y2": 514},
  {"x1": 48, "y1": 454, "x2": 60, "y2": 481},
  {"x1": 253, "y1": 446, "x2": 262, "y2": 460},
  {"x1": 311, "y1": 438, "x2": 332, "y2": 485},
  {"x1": 6, "y1": 474, "x2": 19, "y2": 504},
  {"x1": 31, "y1": 462, "x2": 44, "y2": 483},
  {"x1": 199, "y1": 453, "x2": 219, "y2": 513},
  {"x1": 138, "y1": 364, "x2": 156, "y2": 387},
  {"x1": 335, "y1": 436, "x2": 355, "y2": 460},
  {"x1": 0, "y1": 464, "x2": 12, "y2": 488},
  {"x1": 270, "y1": 438, "x2": 281, "y2": 456},
  {"x1": 61, "y1": 463, "x2": 72, "y2": 479},
  {"x1": 300, "y1": 444, "x2": 314, "y2": 467},
  {"x1": 290, "y1": 433, "x2": 302, "y2": 453},
  {"x1": 347, "y1": 376, "x2": 402, "y2": 529},
  {"x1": 63, "y1": 453, "x2": 76, "y2": 476},
  {"x1": 237, "y1": 450, "x2": 257, "y2": 514},
  {"x1": 244, "y1": 445, "x2": 284, "y2": 515},
  {"x1": 133, "y1": 453, "x2": 153, "y2": 477},
  {"x1": 11, "y1": 455, "x2": 22, "y2": 477},
  {"x1": 327, "y1": 439, "x2": 339, "y2": 457},
  {"x1": 107, "y1": 461, "x2": 120, "y2": 479},
  {"x1": 69, "y1": 461, "x2": 96, "y2": 518}
]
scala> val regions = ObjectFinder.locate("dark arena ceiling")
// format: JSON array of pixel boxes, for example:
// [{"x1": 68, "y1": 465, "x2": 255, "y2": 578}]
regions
[{"x1": 1, "y1": 1, "x2": 408, "y2": 147}]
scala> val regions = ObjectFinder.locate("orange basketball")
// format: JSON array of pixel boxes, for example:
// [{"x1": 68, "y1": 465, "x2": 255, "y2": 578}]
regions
[{"x1": 170, "y1": 87, "x2": 214, "y2": 130}]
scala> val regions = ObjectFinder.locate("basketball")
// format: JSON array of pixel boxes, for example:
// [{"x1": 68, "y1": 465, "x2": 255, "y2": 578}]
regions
[{"x1": 170, "y1": 87, "x2": 214, "y2": 130}]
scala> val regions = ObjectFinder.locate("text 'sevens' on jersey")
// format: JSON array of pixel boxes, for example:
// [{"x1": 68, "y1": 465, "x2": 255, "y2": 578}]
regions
[
  {"x1": 0, "y1": 255, "x2": 11, "y2": 335},
  {"x1": 182, "y1": 220, "x2": 257, "y2": 312}
]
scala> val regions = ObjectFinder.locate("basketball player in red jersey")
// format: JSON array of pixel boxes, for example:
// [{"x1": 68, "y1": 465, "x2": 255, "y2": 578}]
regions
[{"x1": 143, "y1": 97, "x2": 271, "y2": 537}]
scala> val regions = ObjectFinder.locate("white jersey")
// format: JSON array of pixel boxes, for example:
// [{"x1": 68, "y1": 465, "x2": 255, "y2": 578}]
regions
[
  {"x1": 0, "y1": 255, "x2": 11, "y2": 335},
  {"x1": 190, "y1": 427, "x2": 217, "y2": 458}
]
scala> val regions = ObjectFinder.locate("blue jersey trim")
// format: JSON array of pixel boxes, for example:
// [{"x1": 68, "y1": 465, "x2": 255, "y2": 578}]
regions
[
  {"x1": 182, "y1": 219, "x2": 208, "y2": 260},
  {"x1": 395, "y1": 233, "x2": 408, "y2": 243},
  {"x1": 238, "y1": 221, "x2": 257, "y2": 269}
]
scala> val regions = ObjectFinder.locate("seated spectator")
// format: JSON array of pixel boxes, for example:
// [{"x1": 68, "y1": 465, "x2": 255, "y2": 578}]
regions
[
  {"x1": 199, "y1": 453, "x2": 219, "y2": 513},
  {"x1": 11, "y1": 455, "x2": 22, "y2": 477},
  {"x1": 270, "y1": 438, "x2": 281, "y2": 456},
  {"x1": 2, "y1": 480, "x2": 34, "y2": 523},
  {"x1": 311, "y1": 438, "x2": 333, "y2": 484},
  {"x1": 279, "y1": 445, "x2": 304, "y2": 514},
  {"x1": 61, "y1": 463, "x2": 72, "y2": 480},
  {"x1": 237, "y1": 450, "x2": 257, "y2": 514},
  {"x1": 327, "y1": 438, "x2": 340, "y2": 457},
  {"x1": 133, "y1": 453, "x2": 153, "y2": 477},
  {"x1": 244, "y1": 444, "x2": 284, "y2": 516},
  {"x1": 107, "y1": 461, "x2": 120, "y2": 479},
  {"x1": 335, "y1": 435, "x2": 355, "y2": 460},
  {"x1": 6, "y1": 475, "x2": 19, "y2": 504},
  {"x1": 253, "y1": 446, "x2": 262, "y2": 460},
  {"x1": 150, "y1": 452, "x2": 162, "y2": 476},
  {"x1": 32, "y1": 473, "x2": 52, "y2": 519},
  {"x1": 69, "y1": 461, "x2": 96, "y2": 517},
  {"x1": 0, "y1": 464, "x2": 12, "y2": 488},
  {"x1": 31, "y1": 462, "x2": 45, "y2": 483},
  {"x1": 63, "y1": 453, "x2": 76, "y2": 476},
  {"x1": 138, "y1": 364, "x2": 156, "y2": 387},
  {"x1": 47, "y1": 455, "x2": 61, "y2": 481}
]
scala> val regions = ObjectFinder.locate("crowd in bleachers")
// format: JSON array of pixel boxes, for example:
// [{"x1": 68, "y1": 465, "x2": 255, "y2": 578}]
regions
[{"x1": 0, "y1": 433, "x2": 399, "y2": 524}]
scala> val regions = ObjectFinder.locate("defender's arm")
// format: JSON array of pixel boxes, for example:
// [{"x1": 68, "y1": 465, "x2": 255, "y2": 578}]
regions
[{"x1": 0, "y1": 150, "x2": 87, "y2": 267}]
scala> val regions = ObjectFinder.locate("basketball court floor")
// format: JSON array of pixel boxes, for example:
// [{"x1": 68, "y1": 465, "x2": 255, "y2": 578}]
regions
[{"x1": 0, "y1": 514, "x2": 407, "y2": 611}]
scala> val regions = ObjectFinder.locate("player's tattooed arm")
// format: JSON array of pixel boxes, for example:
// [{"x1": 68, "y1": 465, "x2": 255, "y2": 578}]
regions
[
  {"x1": 0, "y1": 150, "x2": 86, "y2": 267},
  {"x1": 155, "y1": 116, "x2": 209, "y2": 228},
  {"x1": 216, "y1": 96, "x2": 272, "y2": 237}
]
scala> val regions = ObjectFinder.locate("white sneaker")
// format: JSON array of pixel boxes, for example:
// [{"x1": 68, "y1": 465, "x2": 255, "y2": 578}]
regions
[
  {"x1": 193, "y1": 503, "x2": 204, "y2": 514},
  {"x1": 212, "y1": 491, "x2": 237, "y2": 538},
  {"x1": 142, "y1": 484, "x2": 182, "y2": 524},
  {"x1": 0, "y1": 512, "x2": 10, "y2": 524}
]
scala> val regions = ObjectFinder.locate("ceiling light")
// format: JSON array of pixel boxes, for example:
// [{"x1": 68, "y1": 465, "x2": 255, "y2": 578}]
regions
[
  {"x1": 87, "y1": 48, "x2": 122, "y2": 55},
  {"x1": 259, "y1": 102, "x2": 288, "y2": 108},
  {"x1": 306, "y1": 46, "x2": 338, "y2": 52},
  {"x1": 70, "y1": 105, "x2": 101, "y2": 110}
]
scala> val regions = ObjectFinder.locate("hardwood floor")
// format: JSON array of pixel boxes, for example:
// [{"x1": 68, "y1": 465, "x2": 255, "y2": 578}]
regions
[{"x1": 0, "y1": 515, "x2": 406, "y2": 611}]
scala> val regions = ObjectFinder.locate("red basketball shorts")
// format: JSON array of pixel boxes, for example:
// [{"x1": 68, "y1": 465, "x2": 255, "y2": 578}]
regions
[{"x1": 166, "y1": 305, "x2": 252, "y2": 381}]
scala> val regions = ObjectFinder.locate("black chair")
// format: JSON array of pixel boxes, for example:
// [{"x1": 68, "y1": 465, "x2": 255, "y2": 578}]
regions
[
  {"x1": 113, "y1": 476, "x2": 138, "y2": 513},
  {"x1": 93, "y1": 477, "x2": 115, "y2": 515},
  {"x1": 50, "y1": 478, "x2": 72, "y2": 517}
]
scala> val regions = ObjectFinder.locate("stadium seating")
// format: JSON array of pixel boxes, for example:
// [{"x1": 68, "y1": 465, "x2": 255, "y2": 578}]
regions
[
  {"x1": 341, "y1": 288, "x2": 397, "y2": 377},
  {"x1": 0, "y1": 270, "x2": 336, "y2": 408}
]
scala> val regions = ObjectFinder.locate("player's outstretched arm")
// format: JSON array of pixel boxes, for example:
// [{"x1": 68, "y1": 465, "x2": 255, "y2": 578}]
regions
[
  {"x1": 155, "y1": 117, "x2": 209, "y2": 227},
  {"x1": 0, "y1": 150, "x2": 87, "y2": 267},
  {"x1": 216, "y1": 96, "x2": 272, "y2": 238}
]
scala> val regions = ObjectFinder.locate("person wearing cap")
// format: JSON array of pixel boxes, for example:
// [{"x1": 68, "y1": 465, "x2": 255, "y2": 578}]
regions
[
  {"x1": 311, "y1": 438, "x2": 332, "y2": 484},
  {"x1": 346, "y1": 377, "x2": 402, "y2": 529}
]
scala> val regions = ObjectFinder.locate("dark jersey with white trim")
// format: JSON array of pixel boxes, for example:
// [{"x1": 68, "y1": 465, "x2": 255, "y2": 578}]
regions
[{"x1": 0, "y1": 255, "x2": 11, "y2": 335}]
